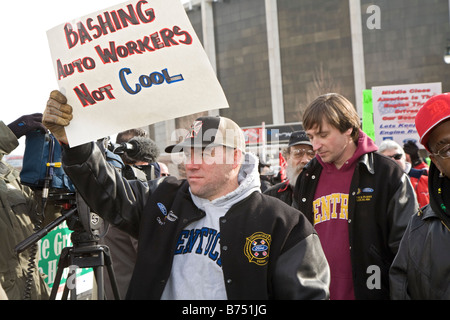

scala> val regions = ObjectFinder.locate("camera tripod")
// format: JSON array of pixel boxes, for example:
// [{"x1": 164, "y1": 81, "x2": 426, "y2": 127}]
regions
[
  {"x1": 15, "y1": 133, "x2": 123, "y2": 299},
  {"x1": 16, "y1": 194, "x2": 121, "y2": 300},
  {"x1": 49, "y1": 195, "x2": 121, "y2": 300},
  {"x1": 49, "y1": 239, "x2": 120, "y2": 300}
]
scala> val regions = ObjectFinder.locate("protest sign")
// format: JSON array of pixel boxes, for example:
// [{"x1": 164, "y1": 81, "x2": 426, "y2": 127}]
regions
[
  {"x1": 47, "y1": 0, "x2": 228, "y2": 147},
  {"x1": 372, "y1": 82, "x2": 441, "y2": 148}
]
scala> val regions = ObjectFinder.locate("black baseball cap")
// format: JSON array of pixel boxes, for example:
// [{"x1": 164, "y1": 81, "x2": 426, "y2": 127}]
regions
[{"x1": 288, "y1": 130, "x2": 312, "y2": 147}]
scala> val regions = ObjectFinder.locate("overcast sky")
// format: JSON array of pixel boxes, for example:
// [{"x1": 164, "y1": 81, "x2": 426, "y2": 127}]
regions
[{"x1": 1, "y1": 0, "x2": 187, "y2": 155}]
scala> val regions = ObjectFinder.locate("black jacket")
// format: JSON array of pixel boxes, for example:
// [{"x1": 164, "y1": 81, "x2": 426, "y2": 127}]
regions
[
  {"x1": 62, "y1": 142, "x2": 330, "y2": 299},
  {"x1": 389, "y1": 162, "x2": 450, "y2": 299},
  {"x1": 264, "y1": 180, "x2": 293, "y2": 205},
  {"x1": 294, "y1": 152, "x2": 417, "y2": 299}
]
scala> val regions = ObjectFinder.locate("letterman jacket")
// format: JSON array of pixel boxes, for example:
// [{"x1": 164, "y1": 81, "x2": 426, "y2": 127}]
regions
[
  {"x1": 293, "y1": 151, "x2": 417, "y2": 299},
  {"x1": 61, "y1": 142, "x2": 330, "y2": 300}
]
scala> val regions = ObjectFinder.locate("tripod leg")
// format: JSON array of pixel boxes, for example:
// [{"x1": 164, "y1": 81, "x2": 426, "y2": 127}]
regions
[
  {"x1": 68, "y1": 267, "x2": 77, "y2": 300},
  {"x1": 102, "y1": 246, "x2": 121, "y2": 300},
  {"x1": 49, "y1": 267, "x2": 64, "y2": 300},
  {"x1": 59, "y1": 255, "x2": 78, "y2": 300},
  {"x1": 61, "y1": 283, "x2": 70, "y2": 300},
  {"x1": 49, "y1": 247, "x2": 71, "y2": 300},
  {"x1": 94, "y1": 266, "x2": 105, "y2": 300},
  {"x1": 105, "y1": 263, "x2": 121, "y2": 300}
]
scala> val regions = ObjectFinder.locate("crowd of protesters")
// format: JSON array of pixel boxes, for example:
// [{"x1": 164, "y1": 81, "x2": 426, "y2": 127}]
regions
[{"x1": 1, "y1": 90, "x2": 449, "y2": 300}]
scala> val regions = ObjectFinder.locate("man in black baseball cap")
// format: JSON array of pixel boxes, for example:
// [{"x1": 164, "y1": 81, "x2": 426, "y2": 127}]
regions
[
  {"x1": 164, "y1": 115, "x2": 247, "y2": 200},
  {"x1": 43, "y1": 91, "x2": 330, "y2": 300},
  {"x1": 264, "y1": 131, "x2": 314, "y2": 205}
]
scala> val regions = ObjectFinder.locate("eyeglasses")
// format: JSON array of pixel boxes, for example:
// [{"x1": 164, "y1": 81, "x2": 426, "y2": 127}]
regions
[
  {"x1": 388, "y1": 153, "x2": 403, "y2": 160},
  {"x1": 290, "y1": 148, "x2": 315, "y2": 159},
  {"x1": 433, "y1": 144, "x2": 450, "y2": 159}
]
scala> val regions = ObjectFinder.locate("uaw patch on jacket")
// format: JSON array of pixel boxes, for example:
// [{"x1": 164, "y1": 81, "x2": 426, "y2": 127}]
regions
[{"x1": 244, "y1": 232, "x2": 271, "y2": 266}]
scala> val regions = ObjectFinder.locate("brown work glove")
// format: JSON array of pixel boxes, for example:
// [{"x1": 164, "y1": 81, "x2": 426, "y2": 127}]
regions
[{"x1": 42, "y1": 90, "x2": 73, "y2": 145}]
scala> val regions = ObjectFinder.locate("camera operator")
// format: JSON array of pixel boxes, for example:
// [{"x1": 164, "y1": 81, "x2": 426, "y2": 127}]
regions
[
  {"x1": 116, "y1": 128, "x2": 161, "y2": 181},
  {"x1": 0, "y1": 114, "x2": 50, "y2": 299},
  {"x1": 103, "y1": 128, "x2": 161, "y2": 299}
]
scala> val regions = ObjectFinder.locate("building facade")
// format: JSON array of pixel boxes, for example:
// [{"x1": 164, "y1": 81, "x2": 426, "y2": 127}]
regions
[{"x1": 152, "y1": 0, "x2": 450, "y2": 168}]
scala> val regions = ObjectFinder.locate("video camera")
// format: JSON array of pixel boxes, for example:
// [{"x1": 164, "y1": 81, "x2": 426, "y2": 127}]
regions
[
  {"x1": 16, "y1": 130, "x2": 127, "y2": 299},
  {"x1": 108, "y1": 135, "x2": 161, "y2": 180},
  {"x1": 15, "y1": 129, "x2": 159, "y2": 252},
  {"x1": 17, "y1": 131, "x2": 127, "y2": 247}
]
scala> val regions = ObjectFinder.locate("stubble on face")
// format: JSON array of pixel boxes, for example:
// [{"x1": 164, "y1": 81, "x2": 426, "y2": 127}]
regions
[{"x1": 185, "y1": 147, "x2": 240, "y2": 201}]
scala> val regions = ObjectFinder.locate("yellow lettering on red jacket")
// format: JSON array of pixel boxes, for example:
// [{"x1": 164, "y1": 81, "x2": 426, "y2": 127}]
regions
[{"x1": 313, "y1": 193, "x2": 349, "y2": 226}]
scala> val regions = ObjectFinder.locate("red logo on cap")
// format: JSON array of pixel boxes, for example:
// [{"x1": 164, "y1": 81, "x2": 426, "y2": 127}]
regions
[
  {"x1": 187, "y1": 121, "x2": 203, "y2": 138},
  {"x1": 426, "y1": 100, "x2": 448, "y2": 122},
  {"x1": 416, "y1": 95, "x2": 450, "y2": 150}
]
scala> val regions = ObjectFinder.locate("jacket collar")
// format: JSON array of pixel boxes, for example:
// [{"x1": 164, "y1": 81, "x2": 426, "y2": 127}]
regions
[
  {"x1": 420, "y1": 205, "x2": 441, "y2": 220},
  {"x1": 305, "y1": 152, "x2": 375, "y2": 174},
  {"x1": 359, "y1": 153, "x2": 375, "y2": 174}
]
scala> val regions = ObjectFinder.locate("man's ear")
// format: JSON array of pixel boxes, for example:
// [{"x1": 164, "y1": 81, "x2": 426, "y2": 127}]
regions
[{"x1": 232, "y1": 149, "x2": 244, "y2": 169}]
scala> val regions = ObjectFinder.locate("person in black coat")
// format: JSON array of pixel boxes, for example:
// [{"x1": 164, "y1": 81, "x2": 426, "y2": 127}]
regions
[{"x1": 390, "y1": 93, "x2": 450, "y2": 299}]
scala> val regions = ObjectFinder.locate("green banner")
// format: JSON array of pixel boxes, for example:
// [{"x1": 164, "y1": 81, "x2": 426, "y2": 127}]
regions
[{"x1": 362, "y1": 89, "x2": 375, "y2": 142}]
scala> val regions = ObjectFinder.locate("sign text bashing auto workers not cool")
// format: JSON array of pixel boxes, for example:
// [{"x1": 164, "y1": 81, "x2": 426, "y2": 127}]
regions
[{"x1": 48, "y1": 0, "x2": 228, "y2": 147}]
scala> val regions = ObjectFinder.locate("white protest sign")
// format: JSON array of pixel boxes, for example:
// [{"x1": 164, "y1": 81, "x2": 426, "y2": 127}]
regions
[
  {"x1": 47, "y1": 0, "x2": 228, "y2": 147},
  {"x1": 372, "y1": 82, "x2": 441, "y2": 147}
]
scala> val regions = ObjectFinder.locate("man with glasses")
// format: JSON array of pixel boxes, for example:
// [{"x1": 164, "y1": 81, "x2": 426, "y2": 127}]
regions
[
  {"x1": 42, "y1": 90, "x2": 330, "y2": 300},
  {"x1": 158, "y1": 162, "x2": 170, "y2": 177},
  {"x1": 390, "y1": 93, "x2": 450, "y2": 299},
  {"x1": 293, "y1": 93, "x2": 416, "y2": 300},
  {"x1": 264, "y1": 131, "x2": 314, "y2": 205}
]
